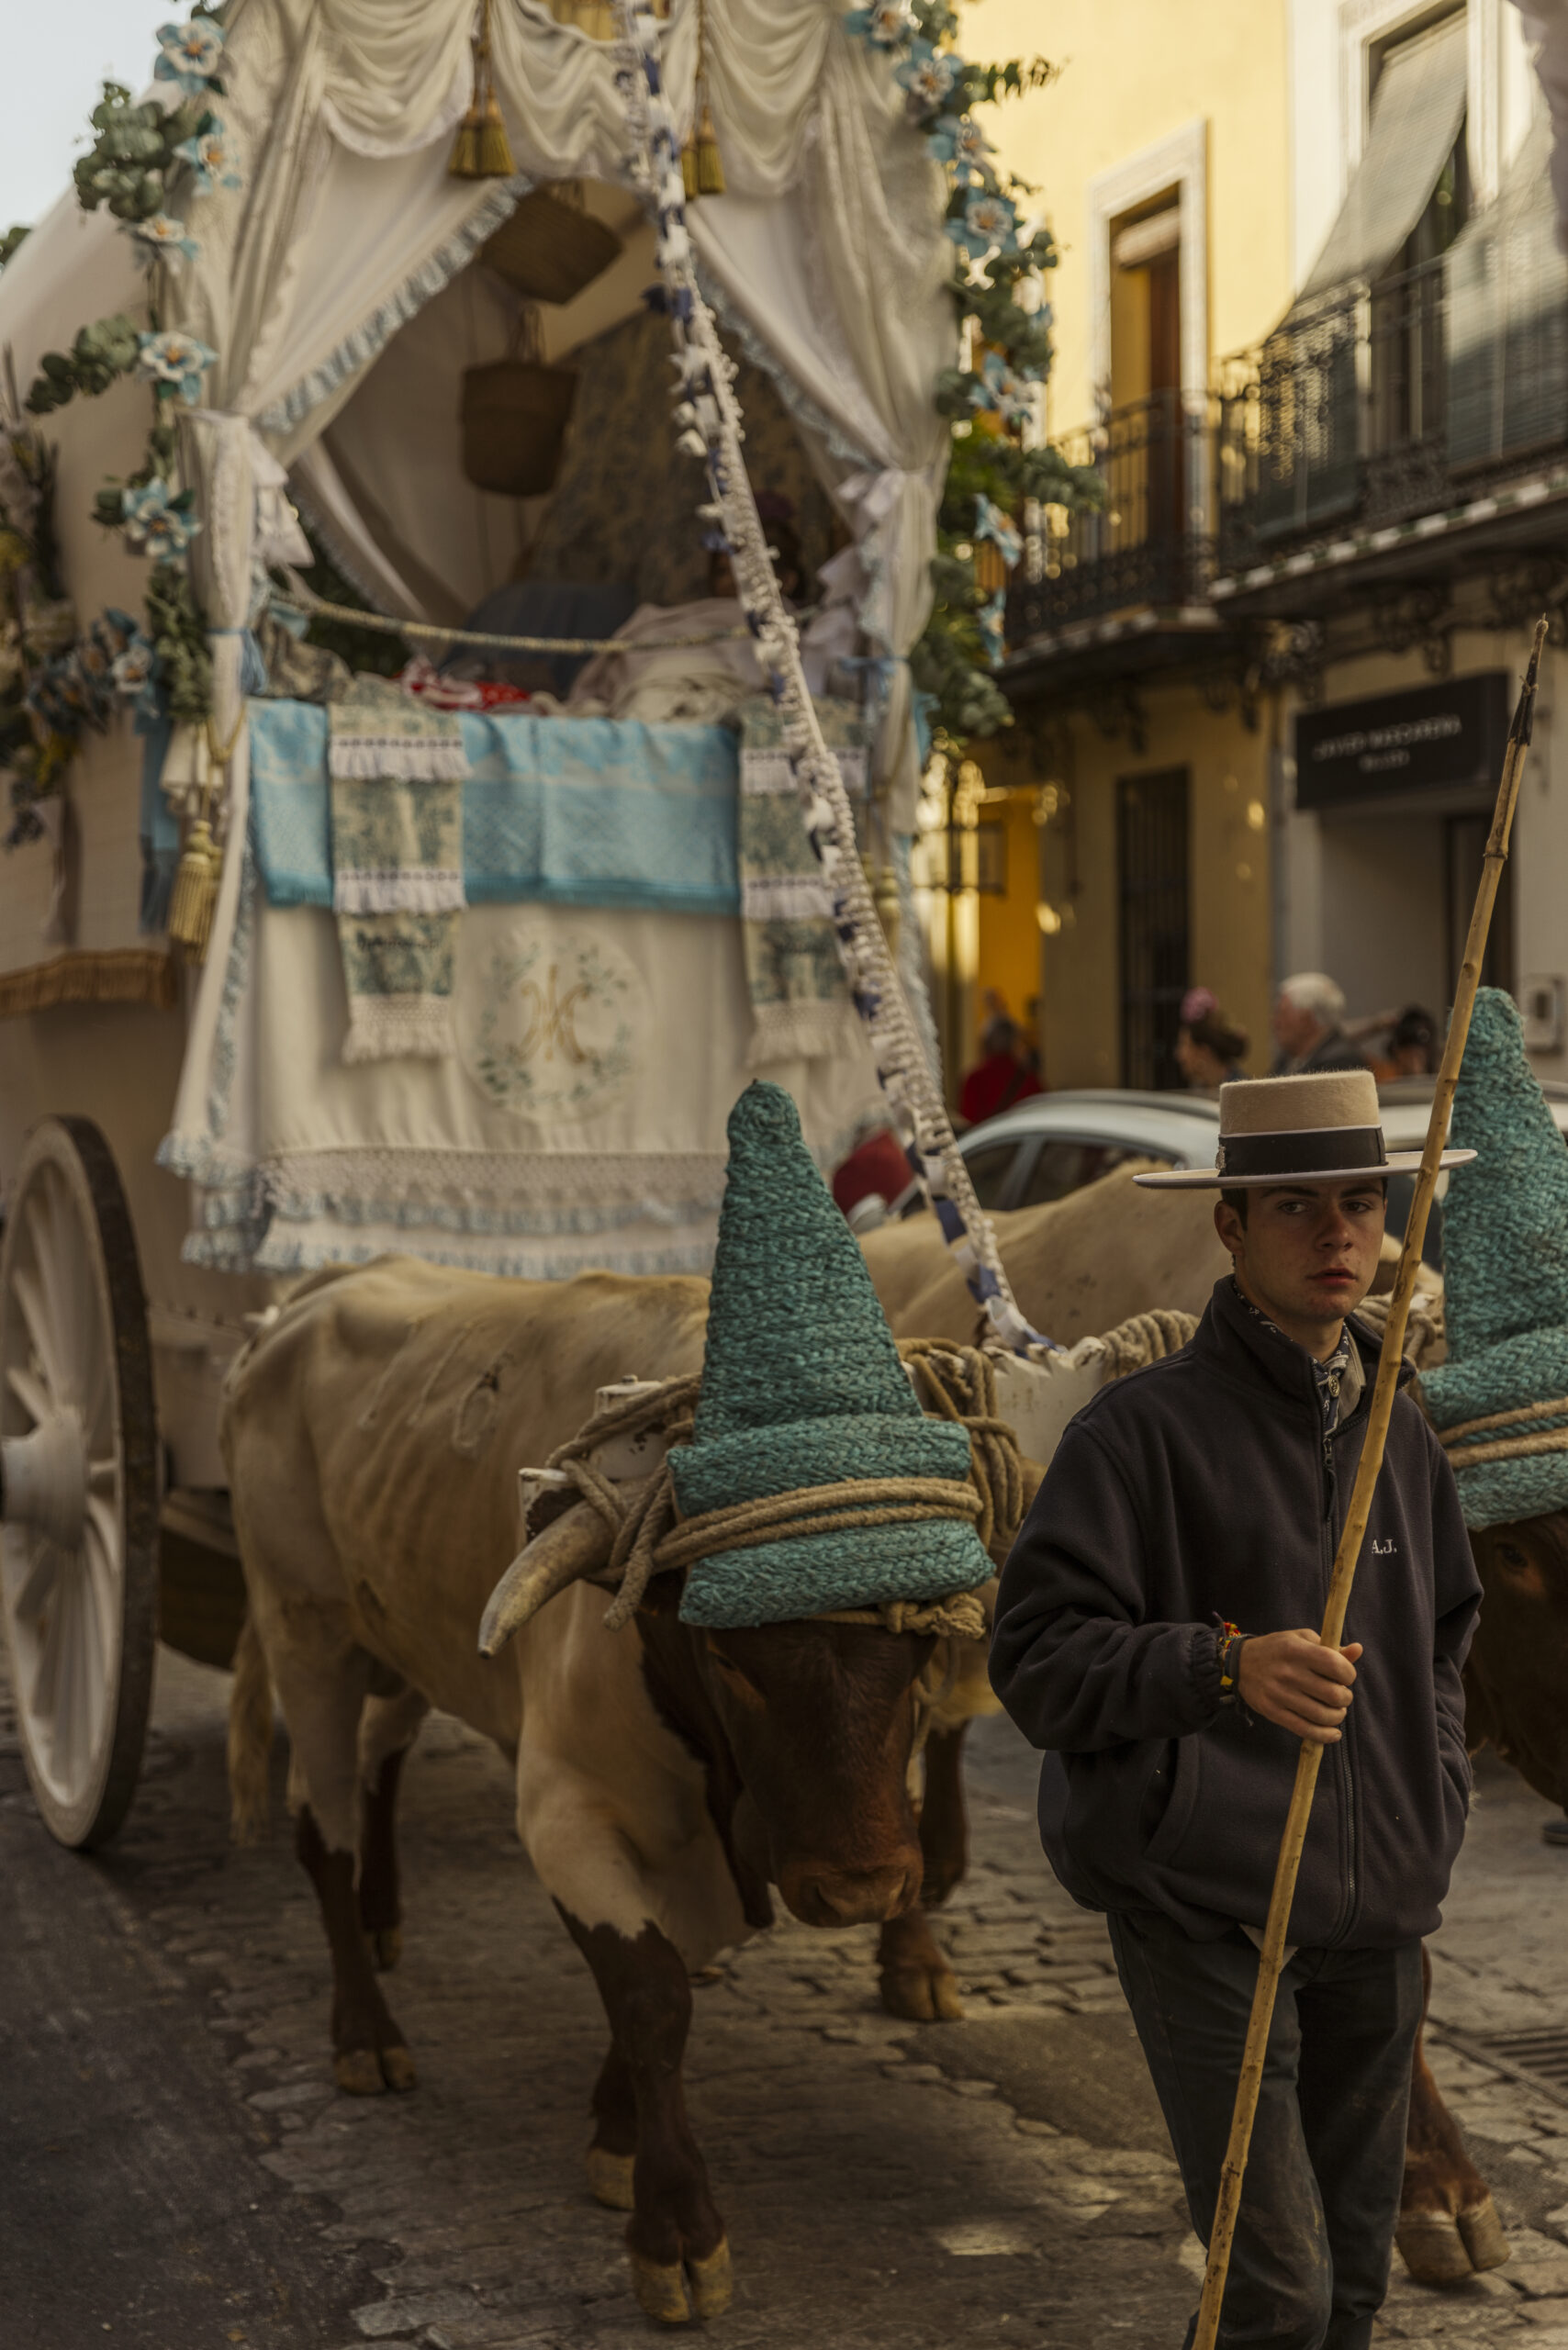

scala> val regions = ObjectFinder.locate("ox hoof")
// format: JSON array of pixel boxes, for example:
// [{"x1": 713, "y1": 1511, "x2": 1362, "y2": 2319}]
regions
[
  {"x1": 379, "y1": 2042, "x2": 417, "y2": 2093},
  {"x1": 587, "y1": 2146, "x2": 635, "y2": 2211},
  {"x1": 879, "y1": 1960, "x2": 965, "y2": 2024},
  {"x1": 688, "y1": 2242, "x2": 734, "y2": 2320},
  {"x1": 334, "y1": 2048, "x2": 386, "y2": 2097},
  {"x1": 367, "y1": 1927, "x2": 402, "y2": 1973},
  {"x1": 1460, "y1": 2196, "x2": 1511, "y2": 2274},
  {"x1": 630, "y1": 2239, "x2": 732, "y2": 2325},
  {"x1": 1395, "y1": 2212, "x2": 1478, "y2": 2287}
]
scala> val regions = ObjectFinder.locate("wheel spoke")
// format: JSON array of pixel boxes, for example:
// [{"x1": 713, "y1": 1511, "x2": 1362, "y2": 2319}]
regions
[
  {"x1": 28, "y1": 1561, "x2": 64, "y2": 1726},
  {"x1": 88, "y1": 1456, "x2": 119, "y2": 1494},
  {"x1": 26, "y1": 1190, "x2": 70, "y2": 1380},
  {"x1": 13, "y1": 1535, "x2": 60, "y2": 1624},
  {"x1": 83, "y1": 1520, "x2": 120, "y2": 1717},
  {"x1": 6, "y1": 1361, "x2": 50, "y2": 1427},
  {"x1": 11, "y1": 1266, "x2": 63, "y2": 1399},
  {"x1": 84, "y1": 1494, "x2": 121, "y2": 1582}
]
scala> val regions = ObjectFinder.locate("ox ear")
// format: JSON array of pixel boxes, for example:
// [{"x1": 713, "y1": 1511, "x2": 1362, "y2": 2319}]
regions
[{"x1": 478, "y1": 1496, "x2": 621, "y2": 1657}]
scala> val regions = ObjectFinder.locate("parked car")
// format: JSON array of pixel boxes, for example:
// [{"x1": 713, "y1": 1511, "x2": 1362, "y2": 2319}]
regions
[{"x1": 957, "y1": 1081, "x2": 1568, "y2": 1270}]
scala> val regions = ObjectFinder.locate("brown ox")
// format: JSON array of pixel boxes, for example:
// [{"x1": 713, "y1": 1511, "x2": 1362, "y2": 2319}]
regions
[
  {"x1": 222, "y1": 1256, "x2": 1009, "y2": 2324},
  {"x1": 1396, "y1": 1513, "x2": 1568, "y2": 2284}
]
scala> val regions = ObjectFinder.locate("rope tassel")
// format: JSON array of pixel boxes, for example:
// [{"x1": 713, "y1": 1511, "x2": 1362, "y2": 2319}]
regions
[
  {"x1": 681, "y1": 0, "x2": 724, "y2": 198},
  {"x1": 450, "y1": 0, "x2": 515, "y2": 180},
  {"x1": 167, "y1": 816, "x2": 221, "y2": 963}
]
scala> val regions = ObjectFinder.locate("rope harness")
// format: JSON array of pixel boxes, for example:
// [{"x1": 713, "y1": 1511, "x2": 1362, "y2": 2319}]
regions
[{"x1": 533, "y1": 1343, "x2": 1025, "y2": 1640}]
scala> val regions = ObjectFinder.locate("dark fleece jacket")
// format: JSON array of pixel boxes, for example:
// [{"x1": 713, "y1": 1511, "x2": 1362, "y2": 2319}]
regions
[{"x1": 989, "y1": 1278, "x2": 1481, "y2": 1948}]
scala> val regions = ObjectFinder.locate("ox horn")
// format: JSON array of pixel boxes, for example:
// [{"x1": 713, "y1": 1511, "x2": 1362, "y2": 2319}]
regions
[{"x1": 478, "y1": 1499, "x2": 617, "y2": 1658}]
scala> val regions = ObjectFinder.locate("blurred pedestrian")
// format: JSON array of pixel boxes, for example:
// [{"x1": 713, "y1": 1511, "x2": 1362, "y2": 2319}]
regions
[
  {"x1": 1271, "y1": 972, "x2": 1366, "y2": 1076},
  {"x1": 959, "y1": 1011, "x2": 1042, "y2": 1125},
  {"x1": 1365, "y1": 1005, "x2": 1439, "y2": 1083},
  {"x1": 1176, "y1": 1006, "x2": 1249, "y2": 1091}
]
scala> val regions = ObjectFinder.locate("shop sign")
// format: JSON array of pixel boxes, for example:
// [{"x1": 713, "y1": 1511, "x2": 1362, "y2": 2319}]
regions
[{"x1": 1294, "y1": 674, "x2": 1509, "y2": 810}]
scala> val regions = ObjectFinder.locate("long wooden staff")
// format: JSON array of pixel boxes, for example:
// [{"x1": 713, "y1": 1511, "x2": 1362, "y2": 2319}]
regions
[{"x1": 1193, "y1": 615, "x2": 1547, "y2": 2350}]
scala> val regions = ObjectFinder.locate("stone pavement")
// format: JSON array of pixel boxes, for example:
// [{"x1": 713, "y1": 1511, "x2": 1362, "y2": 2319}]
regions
[{"x1": 8, "y1": 1644, "x2": 1568, "y2": 2350}]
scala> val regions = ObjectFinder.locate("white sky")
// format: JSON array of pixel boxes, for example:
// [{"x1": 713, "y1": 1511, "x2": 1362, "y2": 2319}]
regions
[{"x1": 0, "y1": 1, "x2": 178, "y2": 233}]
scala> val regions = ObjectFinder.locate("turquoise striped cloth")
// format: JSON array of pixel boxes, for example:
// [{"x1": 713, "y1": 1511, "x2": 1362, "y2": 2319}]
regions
[{"x1": 249, "y1": 699, "x2": 741, "y2": 917}]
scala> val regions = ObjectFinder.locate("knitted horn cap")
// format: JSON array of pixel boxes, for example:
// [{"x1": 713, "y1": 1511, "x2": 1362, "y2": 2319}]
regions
[
  {"x1": 1421, "y1": 988, "x2": 1568, "y2": 1528},
  {"x1": 672, "y1": 1080, "x2": 994, "y2": 1628}
]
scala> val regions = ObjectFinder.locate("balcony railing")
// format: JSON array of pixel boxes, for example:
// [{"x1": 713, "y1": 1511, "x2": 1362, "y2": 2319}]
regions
[
  {"x1": 1005, "y1": 243, "x2": 1568, "y2": 649},
  {"x1": 1006, "y1": 391, "x2": 1214, "y2": 643},
  {"x1": 1215, "y1": 250, "x2": 1568, "y2": 574}
]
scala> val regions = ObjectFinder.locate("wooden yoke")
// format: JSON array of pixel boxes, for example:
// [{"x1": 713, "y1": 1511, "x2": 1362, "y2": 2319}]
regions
[{"x1": 1193, "y1": 616, "x2": 1547, "y2": 2350}]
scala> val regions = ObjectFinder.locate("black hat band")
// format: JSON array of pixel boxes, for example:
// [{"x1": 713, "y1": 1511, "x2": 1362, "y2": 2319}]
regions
[{"x1": 1215, "y1": 1125, "x2": 1388, "y2": 1179}]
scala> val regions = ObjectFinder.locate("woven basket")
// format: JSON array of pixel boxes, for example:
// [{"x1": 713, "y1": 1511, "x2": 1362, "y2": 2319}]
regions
[
  {"x1": 461, "y1": 356, "x2": 577, "y2": 497},
  {"x1": 481, "y1": 187, "x2": 622, "y2": 307}
]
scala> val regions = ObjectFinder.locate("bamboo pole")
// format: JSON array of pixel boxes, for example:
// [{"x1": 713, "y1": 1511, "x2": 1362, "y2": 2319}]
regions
[{"x1": 1192, "y1": 616, "x2": 1547, "y2": 2350}]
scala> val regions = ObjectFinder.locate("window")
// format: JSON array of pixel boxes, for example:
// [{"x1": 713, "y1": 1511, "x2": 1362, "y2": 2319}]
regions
[
  {"x1": 1017, "y1": 1140, "x2": 1170, "y2": 1208},
  {"x1": 962, "y1": 1139, "x2": 1025, "y2": 1210},
  {"x1": 1117, "y1": 768, "x2": 1190, "y2": 1091}
]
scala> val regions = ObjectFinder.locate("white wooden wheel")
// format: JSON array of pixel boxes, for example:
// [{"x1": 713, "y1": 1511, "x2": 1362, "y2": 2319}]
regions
[{"x1": 0, "y1": 1116, "x2": 158, "y2": 1847}]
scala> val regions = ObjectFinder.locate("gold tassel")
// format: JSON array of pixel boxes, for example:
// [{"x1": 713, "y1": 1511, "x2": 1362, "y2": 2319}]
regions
[
  {"x1": 682, "y1": 92, "x2": 725, "y2": 198},
  {"x1": 681, "y1": 0, "x2": 723, "y2": 200},
  {"x1": 450, "y1": 0, "x2": 515, "y2": 180},
  {"x1": 168, "y1": 818, "x2": 222, "y2": 964}
]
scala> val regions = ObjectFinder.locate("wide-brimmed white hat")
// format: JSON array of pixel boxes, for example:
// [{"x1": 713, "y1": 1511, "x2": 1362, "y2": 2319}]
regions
[{"x1": 1134, "y1": 1069, "x2": 1477, "y2": 1191}]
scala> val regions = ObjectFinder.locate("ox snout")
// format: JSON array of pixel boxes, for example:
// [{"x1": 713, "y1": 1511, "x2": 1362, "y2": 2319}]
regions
[{"x1": 778, "y1": 1856, "x2": 922, "y2": 1930}]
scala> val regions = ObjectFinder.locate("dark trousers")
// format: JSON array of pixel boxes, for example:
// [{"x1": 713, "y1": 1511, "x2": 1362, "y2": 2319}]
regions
[{"x1": 1106, "y1": 1910, "x2": 1424, "y2": 2350}]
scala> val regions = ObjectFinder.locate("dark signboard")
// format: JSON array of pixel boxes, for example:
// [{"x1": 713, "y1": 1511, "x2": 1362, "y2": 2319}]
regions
[{"x1": 1294, "y1": 673, "x2": 1510, "y2": 811}]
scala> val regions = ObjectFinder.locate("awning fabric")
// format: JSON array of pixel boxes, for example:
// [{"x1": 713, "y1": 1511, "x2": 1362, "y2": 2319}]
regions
[{"x1": 1303, "y1": 15, "x2": 1469, "y2": 296}]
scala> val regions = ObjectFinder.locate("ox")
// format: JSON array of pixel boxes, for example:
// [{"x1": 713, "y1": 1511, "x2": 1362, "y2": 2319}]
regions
[
  {"x1": 223, "y1": 1255, "x2": 1015, "y2": 2323},
  {"x1": 1394, "y1": 1515, "x2": 1568, "y2": 2284}
]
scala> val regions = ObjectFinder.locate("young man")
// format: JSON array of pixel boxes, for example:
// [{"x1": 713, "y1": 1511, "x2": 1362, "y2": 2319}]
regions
[{"x1": 990, "y1": 1070, "x2": 1481, "y2": 2350}]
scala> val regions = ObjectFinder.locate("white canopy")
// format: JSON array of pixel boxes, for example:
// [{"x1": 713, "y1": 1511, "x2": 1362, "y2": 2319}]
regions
[{"x1": 0, "y1": 0, "x2": 952, "y2": 838}]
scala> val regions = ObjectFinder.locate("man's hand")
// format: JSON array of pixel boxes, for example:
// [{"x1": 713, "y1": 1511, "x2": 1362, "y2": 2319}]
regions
[{"x1": 1237, "y1": 1629, "x2": 1362, "y2": 1744}]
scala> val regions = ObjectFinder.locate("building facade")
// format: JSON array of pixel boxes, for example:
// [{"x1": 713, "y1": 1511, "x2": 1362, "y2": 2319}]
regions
[{"x1": 930, "y1": 0, "x2": 1560, "y2": 1108}]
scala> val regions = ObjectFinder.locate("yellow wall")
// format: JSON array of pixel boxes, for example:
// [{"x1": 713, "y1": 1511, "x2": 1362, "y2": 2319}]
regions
[
  {"x1": 973, "y1": 788, "x2": 1043, "y2": 1046},
  {"x1": 967, "y1": 0, "x2": 1294, "y2": 425},
  {"x1": 946, "y1": 1, "x2": 1295, "y2": 1089},
  {"x1": 977, "y1": 691, "x2": 1275, "y2": 1091}
]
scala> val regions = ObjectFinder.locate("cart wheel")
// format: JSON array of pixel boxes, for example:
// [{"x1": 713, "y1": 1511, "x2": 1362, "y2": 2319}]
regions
[{"x1": 0, "y1": 1117, "x2": 158, "y2": 1847}]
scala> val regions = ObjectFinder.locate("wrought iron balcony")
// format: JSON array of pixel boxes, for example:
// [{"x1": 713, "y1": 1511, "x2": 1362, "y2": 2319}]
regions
[
  {"x1": 1005, "y1": 391, "x2": 1215, "y2": 645},
  {"x1": 1214, "y1": 249, "x2": 1568, "y2": 576}
]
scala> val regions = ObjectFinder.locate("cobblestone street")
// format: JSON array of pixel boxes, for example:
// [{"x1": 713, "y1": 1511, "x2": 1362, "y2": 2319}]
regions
[{"x1": 10, "y1": 1646, "x2": 1568, "y2": 2350}]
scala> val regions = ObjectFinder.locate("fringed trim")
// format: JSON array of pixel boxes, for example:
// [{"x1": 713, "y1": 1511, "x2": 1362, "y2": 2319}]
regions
[
  {"x1": 329, "y1": 740, "x2": 468, "y2": 782},
  {"x1": 333, "y1": 868, "x2": 466, "y2": 914},
  {"x1": 342, "y1": 994, "x2": 456, "y2": 1064},
  {"x1": 256, "y1": 177, "x2": 530, "y2": 438},
  {"x1": 741, "y1": 745, "x2": 868, "y2": 798},
  {"x1": 742, "y1": 875, "x2": 834, "y2": 921},
  {"x1": 745, "y1": 998, "x2": 863, "y2": 1068},
  {"x1": 235, "y1": 1227, "x2": 724, "y2": 1283},
  {"x1": 0, "y1": 948, "x2": 179, "y2": 1018},
  {"x1": 696, "y1": 265, "x2": 878, "y2": 472}
]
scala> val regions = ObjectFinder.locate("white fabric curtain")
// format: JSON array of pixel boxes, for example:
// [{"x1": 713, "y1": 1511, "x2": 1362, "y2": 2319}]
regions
[
  {"x1": 1303, "y1": 15, "x2": 1469, "y2": 297},
  {"x1": 156, "y1": 0, "x2": 952, "y2": 821}
]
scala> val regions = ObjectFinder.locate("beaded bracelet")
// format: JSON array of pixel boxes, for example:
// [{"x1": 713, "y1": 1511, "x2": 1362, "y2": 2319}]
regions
[{"x1": 1213, "y1": 1617, "x2": 1249, "y2": 1707}]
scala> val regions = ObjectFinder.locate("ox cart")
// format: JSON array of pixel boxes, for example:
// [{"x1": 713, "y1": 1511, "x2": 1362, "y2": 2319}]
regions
[{"x1": 0, "y1": 0, "x2": 1036, "y2": 1850}]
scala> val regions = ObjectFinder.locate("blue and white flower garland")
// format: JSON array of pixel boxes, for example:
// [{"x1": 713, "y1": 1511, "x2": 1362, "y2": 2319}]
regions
[{"x1": 610, "y1": 0, "x2": 1039, "y2": 1352}]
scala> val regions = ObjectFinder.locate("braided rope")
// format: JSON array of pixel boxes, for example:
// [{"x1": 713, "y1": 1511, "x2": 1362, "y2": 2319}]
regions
[
  {"x1": 608, "y1": 0, "x2": 1036, "y2": 1353},
  {"x1": 1091, "y1": 1309, "x2": 1200, "y2": 1379},
  {"x1": 1438, "y1": 1425, "x2": 1568, "y2": 1467},
  {"x1": 534, "y1": 1344, "x2": 1023, "y2": 1633},
  {"x1": 1438, "y1": 1393, "x2": 1568, "y2": 1448}
]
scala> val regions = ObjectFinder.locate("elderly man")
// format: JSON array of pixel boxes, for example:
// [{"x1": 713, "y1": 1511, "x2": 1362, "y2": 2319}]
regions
[
  {"x1": 990, "y1": 1069, "x2": 1480, "y2": 2350},
  {"x1": 1271, "y1": 972, "x2": 1366, "y2": 1076}
]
